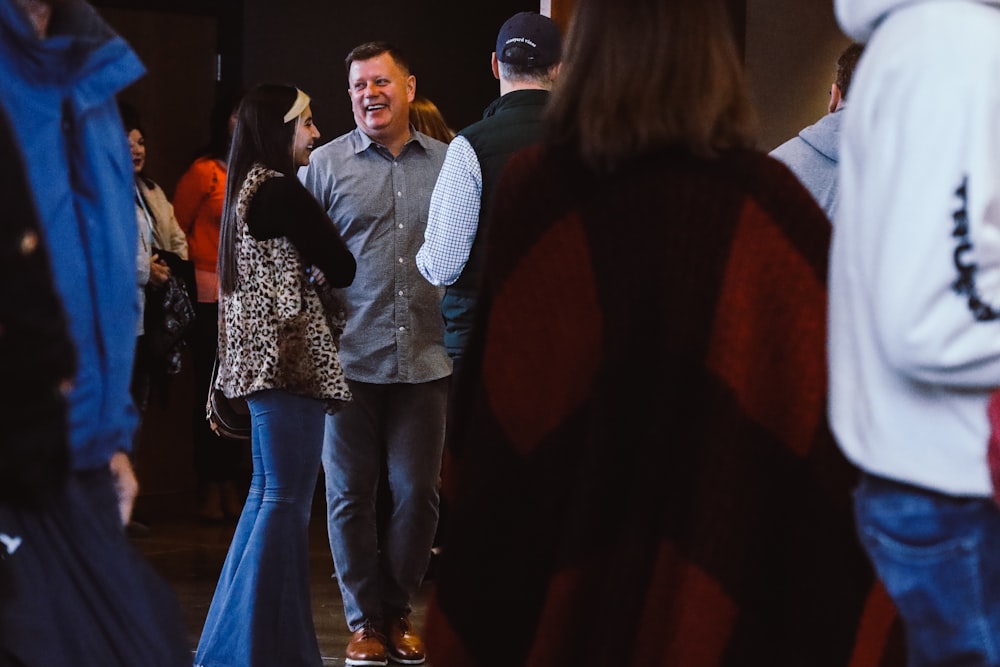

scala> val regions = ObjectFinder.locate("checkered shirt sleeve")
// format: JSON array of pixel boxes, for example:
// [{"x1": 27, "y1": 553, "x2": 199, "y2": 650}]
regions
[{"x1": 416, "y1": 135, "x2": 482, "y2": 286}]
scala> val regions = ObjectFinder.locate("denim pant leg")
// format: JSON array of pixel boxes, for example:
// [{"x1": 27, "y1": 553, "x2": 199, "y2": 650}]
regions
[
  {"x1": 854, "y1": 473, "x2": 1000, "y2": 667},
  {"x1": 381, "y1": 378, "x2": 448, "y2": 616},
  {"x1": 324, "y1": 381, "x2": 386, "y2": 630},
  {"x1": 323, "y1": 379, "x2": 448, "y2": 630},
  {"x1": 196, "y1": 389, "x2": 325, "y2": 667}
]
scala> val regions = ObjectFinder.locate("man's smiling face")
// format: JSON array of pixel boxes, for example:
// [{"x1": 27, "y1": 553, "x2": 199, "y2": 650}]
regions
[{"x1": 348, "y1": 52, "x2": 415, "y2": 148}]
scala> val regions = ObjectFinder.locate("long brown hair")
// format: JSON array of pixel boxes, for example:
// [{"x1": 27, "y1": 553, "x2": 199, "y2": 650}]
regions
[
  {"x1": 409, "y1": 95, "x2": 454, "y2": 144},
  {"x1": 545, "y1": 0, "x2": 757, "y2": 172}
]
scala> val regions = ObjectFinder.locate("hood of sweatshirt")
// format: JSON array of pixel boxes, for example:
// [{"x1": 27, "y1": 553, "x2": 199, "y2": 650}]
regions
[
  {"x1": 836, "y1": 0, "x2": 1000, "y2": 42},
  {"x1": 798, "y1": 109, "x2": 843, "y2": 162}
]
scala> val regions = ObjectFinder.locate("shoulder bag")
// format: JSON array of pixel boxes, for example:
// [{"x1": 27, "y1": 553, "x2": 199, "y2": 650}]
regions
[{"x1": 205, "y1": 354, "x2": 251, "y2": 440}]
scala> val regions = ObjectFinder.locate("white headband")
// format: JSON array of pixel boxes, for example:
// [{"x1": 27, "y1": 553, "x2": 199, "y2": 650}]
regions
[{"x1": 283, "y1": 88, "x2": 310, "y2": 123}]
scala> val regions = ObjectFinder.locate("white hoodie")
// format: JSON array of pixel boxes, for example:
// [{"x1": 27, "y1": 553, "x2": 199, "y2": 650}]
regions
[
  {"x1": 837, "y1": 0, "x2": 1000, "y2": 41},
  {"x1": 829, "y1": 0, "x2": 1000, "y2": 495}
]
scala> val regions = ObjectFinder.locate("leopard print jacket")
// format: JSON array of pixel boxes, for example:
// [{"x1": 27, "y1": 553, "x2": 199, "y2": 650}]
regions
[{"x1": 216, "y1": 163, "x2": 350, "y2": 412}]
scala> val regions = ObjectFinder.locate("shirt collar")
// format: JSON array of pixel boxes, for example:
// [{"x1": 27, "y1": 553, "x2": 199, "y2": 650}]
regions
[{"x1": 350, "y1": 125, "x2": 430, "y2": 157}]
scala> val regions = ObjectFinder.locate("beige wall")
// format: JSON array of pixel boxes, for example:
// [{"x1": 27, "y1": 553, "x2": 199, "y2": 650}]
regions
[
  {"x1": 543, "y1": 0, "x2": 853, "y2": 152},
  {"x1": 745, "y1": 0, "x2": 852, "y2": 152}
]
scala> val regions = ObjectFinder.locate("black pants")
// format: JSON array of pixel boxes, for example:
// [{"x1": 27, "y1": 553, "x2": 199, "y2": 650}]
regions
[{"x1": 0, "y1": 468, "x2": 191, "y2": 666}]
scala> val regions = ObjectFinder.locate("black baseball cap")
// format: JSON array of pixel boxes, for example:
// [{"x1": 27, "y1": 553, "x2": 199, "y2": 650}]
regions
[{"x1": 495, "y1": 11, "x2": 561, "y2": 68}]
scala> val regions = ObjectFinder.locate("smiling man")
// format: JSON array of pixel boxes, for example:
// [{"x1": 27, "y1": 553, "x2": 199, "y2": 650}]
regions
[{"x1": 299, "y1": 42, "x2": 450, "y2": 667}]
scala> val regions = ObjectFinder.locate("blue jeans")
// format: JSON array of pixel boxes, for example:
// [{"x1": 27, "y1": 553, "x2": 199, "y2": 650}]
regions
[
  {"x1": 854, "y1": 472, "x2": 1000, "y2": 667},
  {"x1": 322, "y1": 378, "x2": 448, "y2": 630},
  {"x1": 195, "y1": 390, "x2": 326, "y2": 667}
]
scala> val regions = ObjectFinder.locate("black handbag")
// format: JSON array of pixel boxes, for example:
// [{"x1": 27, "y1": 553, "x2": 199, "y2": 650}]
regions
[
  {"x1": 205, "y1": 355, "x2": 251, "y2": 440},
  {"x1": 143, "y1": 249, "x2": 196, "y2": 373}
]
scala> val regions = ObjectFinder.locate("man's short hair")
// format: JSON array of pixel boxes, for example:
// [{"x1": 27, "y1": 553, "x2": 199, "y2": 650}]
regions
[
  {"x1": 497, "y1": 60, "x2": 559, "y2": 87},
  {"x1": 836, "y1": 43, "x2": 864, "y2": 99},
  {"x1": 344, "y1": 41, "x2": 411, "y2": 76}
]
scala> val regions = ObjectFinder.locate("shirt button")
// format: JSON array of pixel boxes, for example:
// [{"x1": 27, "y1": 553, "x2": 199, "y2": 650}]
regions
[
  {"x1": 398, "y1": 326, "x2": 406, "y2": 332},
  {"x1": 396, "y1": 191, "x2": 402, "y2": 197},
  {"x1": 398, "y1": 290, "x2": 404, "y2": 297},
  {"x1": 398, "y1": 223, "x2": 403, "y2": 229},
  {"x1": 398, "y1": 257, "x2": 404, "y2": 264}
]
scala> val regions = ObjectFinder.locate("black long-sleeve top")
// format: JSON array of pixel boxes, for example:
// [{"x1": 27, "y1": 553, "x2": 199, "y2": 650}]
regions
[{"x1": 246, "y1": 175, "x2": 356, "y2": 287}]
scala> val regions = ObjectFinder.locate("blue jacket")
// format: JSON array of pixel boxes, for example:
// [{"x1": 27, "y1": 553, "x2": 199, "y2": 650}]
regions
[{"x1": 0, "y1": 0, "x2": 146, "y2": 470}]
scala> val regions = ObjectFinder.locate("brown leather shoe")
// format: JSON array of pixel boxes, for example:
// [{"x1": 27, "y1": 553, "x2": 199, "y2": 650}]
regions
[
  {"x1": 346, "y1": 620, "x2": 388, "y2": 666},
  {"x1": 385, "y1": 614, "x2": 426, "y2": 665}
]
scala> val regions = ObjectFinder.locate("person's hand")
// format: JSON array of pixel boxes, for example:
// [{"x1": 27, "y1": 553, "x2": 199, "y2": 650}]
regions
[
  {"x1": 148, "y1": 253, "x2": 171, "y2": 287},
  {"x1": 312, "y1": 267, "x2": 328, "y2": 287},
  {"x1": 109, "y1": 451, "x2": 139, "y2": 525}
]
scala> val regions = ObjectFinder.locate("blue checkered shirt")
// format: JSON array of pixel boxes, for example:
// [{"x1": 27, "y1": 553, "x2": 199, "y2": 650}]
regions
[{"x1": 416, "y1": 136, "x2": 482, "y2": 286}]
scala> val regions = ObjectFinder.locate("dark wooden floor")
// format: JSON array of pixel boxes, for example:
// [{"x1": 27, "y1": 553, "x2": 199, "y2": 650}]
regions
[{"x1": 131, "y1": 494, "x2": 434, "y2": 667}]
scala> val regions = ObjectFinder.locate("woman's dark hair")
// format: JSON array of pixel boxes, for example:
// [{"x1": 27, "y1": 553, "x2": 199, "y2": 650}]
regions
[
  {"x1": 545, "y1": 0, "x2": 757, "y2": 171},
  {"x1": 118, "y1": 100, "x2": 156, "y2": 187},
  {"x1": 218, "y1": 83, "x2": 301, "y2": 295},
  {"x1": 118, "y1": 100, "x2": 144, "y2": 136}
]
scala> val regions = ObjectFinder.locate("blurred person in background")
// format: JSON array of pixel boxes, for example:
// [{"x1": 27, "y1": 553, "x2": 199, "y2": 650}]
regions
[
  {"x1": 0, "y1": 1, "x2": 189, "y2": 664},
  {"x1": 120, "y1": 102, "x2": 191, "y2": 418},
  {"x1": 770, "y1": 42, "x2": 864, "y2": 221},
  {"x1": 424, "y1": 0, "x2": 901, "y2": 665},
  {"x1": 174, "y1": 85, "x2": 247, "y2": 523},
  {"x1": 409, "y1": 94, "x2": 455, "y2": 144},
  {"x1": 829, "y1": 0, "x2": 1000, "y2": 664}
]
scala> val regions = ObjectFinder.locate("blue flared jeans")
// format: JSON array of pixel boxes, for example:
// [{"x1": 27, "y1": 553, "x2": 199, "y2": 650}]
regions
[
  {"x1": 195, "y1": 389, "x2": 326, "y2": 667},
  {"x1": 854, "y1": 472, "x2": 1000, "y2": 667}
]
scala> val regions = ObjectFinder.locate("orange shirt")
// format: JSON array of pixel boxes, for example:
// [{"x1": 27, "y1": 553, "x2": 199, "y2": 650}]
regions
[{"x1": 173, "y1": 156, "x2": 226, "y2": 302}]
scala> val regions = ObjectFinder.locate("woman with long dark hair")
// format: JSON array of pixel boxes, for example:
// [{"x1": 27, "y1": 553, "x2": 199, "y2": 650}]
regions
[{"x1": 194, "y1": 83, "x2": 355, "y2": 667}]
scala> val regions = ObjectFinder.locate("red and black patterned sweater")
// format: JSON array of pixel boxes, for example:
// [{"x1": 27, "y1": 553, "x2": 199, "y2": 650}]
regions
[{"x1": 425, "y1": 144, "x2": 904, "y2": 667}]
